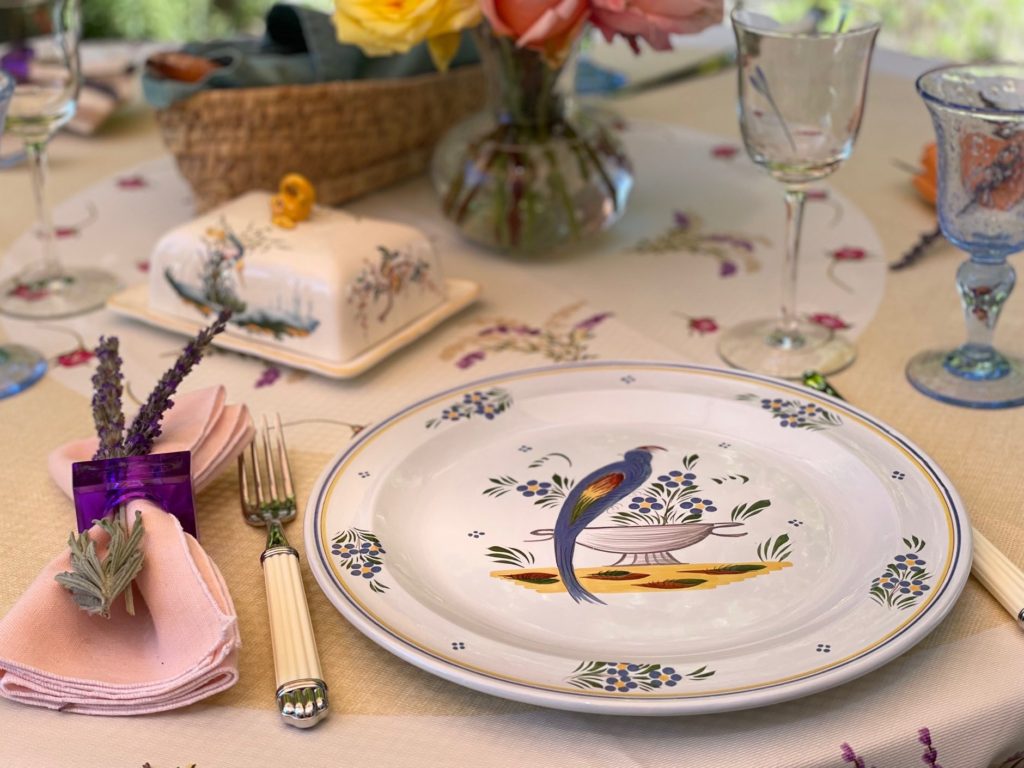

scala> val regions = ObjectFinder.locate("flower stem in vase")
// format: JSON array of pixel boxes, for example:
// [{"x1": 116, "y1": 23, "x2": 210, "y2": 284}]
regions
[{"x1": 430, "y1": 25, "x2": 633, "y2": 255}]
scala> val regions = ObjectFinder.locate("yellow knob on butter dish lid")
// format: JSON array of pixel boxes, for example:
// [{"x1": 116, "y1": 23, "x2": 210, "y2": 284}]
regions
[{"x1": 271, "y1": 173, "x2": 316, "y2": 229}]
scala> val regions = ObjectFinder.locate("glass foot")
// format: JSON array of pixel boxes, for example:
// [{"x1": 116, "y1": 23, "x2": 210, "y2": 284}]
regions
[
  {"x1": 0, "y1": 344, "x2": 47, "y2": 399},
  {"x1": 718, "y1": 317, "x2": 856, "y2": 379},
  {"x1": 906, "y1": 349, "x2": 1024, "y2": 408},
  {"x1": 0, "y1": 267, "x2": 120, "y2": 319}
]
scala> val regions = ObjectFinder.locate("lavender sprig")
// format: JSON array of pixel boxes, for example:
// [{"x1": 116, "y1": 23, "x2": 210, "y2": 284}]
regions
[
  {"x1": 918, "y1": 728, "x2": 942, "y2": 768},
  {"x1": 890, "y1": 225, "x2": 944, "y2": 271},
  {"x1": 91, "y1": 336, "x2": 126, "y2": 460},
  {"x1": 122, "y1": 309, "x2": 231, "y2": 457}
]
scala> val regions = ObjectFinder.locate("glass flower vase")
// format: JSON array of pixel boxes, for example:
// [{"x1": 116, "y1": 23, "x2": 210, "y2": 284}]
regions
[{"x1": 430, "y1": 27, "x2": 633, "y2": 255}]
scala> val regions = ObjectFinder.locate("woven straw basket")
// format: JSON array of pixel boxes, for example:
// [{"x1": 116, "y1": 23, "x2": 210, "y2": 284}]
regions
[{"x1": 154, "y1": 65, "x2": 486, "y2": 212}]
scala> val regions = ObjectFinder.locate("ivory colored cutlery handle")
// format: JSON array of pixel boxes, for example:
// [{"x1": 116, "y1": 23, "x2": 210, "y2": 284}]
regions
[
  {"x1": 972, "y1": 528, "x2": 1024, "y2": 627},
  {"x1": 262, "y1": 544, "x2": 329, "y2": 727}
]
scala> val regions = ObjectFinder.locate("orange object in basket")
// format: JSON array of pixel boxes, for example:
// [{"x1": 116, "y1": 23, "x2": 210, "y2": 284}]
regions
[{"x1": 912, "y1": 142, "x2": 937, "y2": 206}]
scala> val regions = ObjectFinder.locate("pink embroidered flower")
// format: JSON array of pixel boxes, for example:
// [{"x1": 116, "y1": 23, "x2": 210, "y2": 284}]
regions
[
  {"x1": 8, "y1": 282, "x2": 48, "y2": 301},
  {"x1": 806, "y1": 188, "x2": 829, "y2": 200},
  {"x1": 117, "y1": 175, "x2": 148, "y2": 189},
  {"x1": 591, "y1": 0, "x2": 723, "y2": 52},
  {"x1": 481, "y1": 0, "x2": 589, "y2": 65},
  {"x1": 56, "y1": 348, "x2": 94, "y2": 367},
  {"x1": 136, "y1": 260, "x2": 150, "y2": 273},
  {"x1": 809, "y1": 312, "x2": 851, "y2": 330},
  {"x1": 688, "y1": 316, "x2": 718, "y2": 335},
  {"x1": 832, "y1": 246, "x2": 867, "y2": 261},
  {"x1": 711, "y1": 144, "x2": 739, "y2": 159}
]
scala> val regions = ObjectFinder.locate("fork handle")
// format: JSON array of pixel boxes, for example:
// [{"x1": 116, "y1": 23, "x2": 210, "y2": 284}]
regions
[{"x1": 261, "y1": 534, "x2": 329, "y2": 728}]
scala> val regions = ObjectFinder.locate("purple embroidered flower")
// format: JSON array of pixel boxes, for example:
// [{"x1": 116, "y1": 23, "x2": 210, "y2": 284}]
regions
[
  {"x1": 673, "y1": 211, "x2": 692, "y2": 230},
  {"x1": 719, "y1": 260, "x2": 738, "y2": 277},
  {"x1": 840, "y1": 743, "x2": 868, "y2": 768},
  {"x1": 919, "y1": 727, "x2": 942, "y2": 768},
  {"x1": 574, "y1": 312, "x2": 612, "y2": 332},
  {"x1": 255, "y1": 365, "x2": 282, "y2": 388},
  {"x1": 457, "y1": 350, "x2": 486, "y2": 369}
]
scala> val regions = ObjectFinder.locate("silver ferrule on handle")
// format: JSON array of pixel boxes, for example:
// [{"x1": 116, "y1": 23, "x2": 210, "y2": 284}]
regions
[{"x1": 262, "y1": 529, "x2": 329, "y2": 727}]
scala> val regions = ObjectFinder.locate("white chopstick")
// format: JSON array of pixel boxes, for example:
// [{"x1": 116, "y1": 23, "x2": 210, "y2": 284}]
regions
[{"x1": 971, "y1": 528, "x2": 1024, "y2": 627}]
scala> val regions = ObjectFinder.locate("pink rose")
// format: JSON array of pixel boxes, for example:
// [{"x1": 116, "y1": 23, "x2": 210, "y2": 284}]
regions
[
  {"x1": 480, "y1": 0, "x2": 589, "y2": 64},
  {"x1": 591, "y1": 0, "x2": 723, "y2": 52}
]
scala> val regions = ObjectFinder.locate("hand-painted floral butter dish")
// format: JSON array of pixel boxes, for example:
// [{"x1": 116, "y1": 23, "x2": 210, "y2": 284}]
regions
[{"x1": 108, "y1": 189, "x2": 480, "y2": 378}]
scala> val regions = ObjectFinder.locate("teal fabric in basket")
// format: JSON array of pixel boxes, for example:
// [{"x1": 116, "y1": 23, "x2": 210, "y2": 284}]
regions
[{"x1": 143, "y1": 3, "x2": 479, "y2": 109}]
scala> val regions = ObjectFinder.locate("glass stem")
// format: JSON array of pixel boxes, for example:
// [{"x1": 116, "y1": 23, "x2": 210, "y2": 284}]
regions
[
  {"x1": 25, "y1": 139, "x2": 62, "y2": 281},
  {"x1": 945, "y1": 257, "x2": 1015, "y2": 380},
  {"x1": 777, "y1": 186, "x2": 807, "y2": 345}
]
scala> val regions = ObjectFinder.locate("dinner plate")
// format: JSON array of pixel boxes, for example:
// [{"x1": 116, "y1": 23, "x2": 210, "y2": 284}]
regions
[{"x1": 304, "y1": 361, "x2": 970, "y2": 715}]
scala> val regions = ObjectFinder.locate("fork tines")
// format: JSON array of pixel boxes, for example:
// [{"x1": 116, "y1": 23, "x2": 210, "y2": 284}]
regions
[{"x1": 239, "y1": 413, "x2": 296, "y2": 522}]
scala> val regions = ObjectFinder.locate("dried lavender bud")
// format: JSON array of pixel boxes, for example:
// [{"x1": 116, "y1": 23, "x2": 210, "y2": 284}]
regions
[
  {"x1": 122, "y1": 309, "x2": 231, "y2": 457},
  {"x1": 890, "y1": 225, "x2": 943, "y2": 271},
  {"x1": 91, "y1": 336, "x2": 125, "y2": 460}
]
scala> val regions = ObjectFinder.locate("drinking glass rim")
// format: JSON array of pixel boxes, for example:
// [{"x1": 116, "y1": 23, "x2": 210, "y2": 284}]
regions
[
  {"x1": 916, "y1": 62, "x2": 1024, "y2": 117},
  {"x1": 731, "y1": 0, "x2": 882, "y2": 39}
]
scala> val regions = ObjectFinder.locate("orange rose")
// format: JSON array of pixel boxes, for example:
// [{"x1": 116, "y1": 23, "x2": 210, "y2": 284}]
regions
[{"x1": 480, "y1": 0, "x2": 589, "y2": 66}]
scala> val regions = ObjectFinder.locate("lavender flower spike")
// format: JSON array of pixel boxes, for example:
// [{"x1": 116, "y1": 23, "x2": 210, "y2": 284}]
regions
[
  {"x1": 122, "y1": 309, "x2": 231, "y2": 457},
  {"x1": 91, "y1": 336, "x2": 125, "y2": 460}
]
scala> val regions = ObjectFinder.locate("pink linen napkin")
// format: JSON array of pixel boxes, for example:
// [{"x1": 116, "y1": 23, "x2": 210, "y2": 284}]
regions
[
  {"x1": 48, "y1": 385, "x2": 253, "y2": 499},
  {"x1": 0, "y1": 385, "x2": 251, "y2": 715},
  {"x1": 0, "y1": 503, "x2": 240, "y2": 715}
]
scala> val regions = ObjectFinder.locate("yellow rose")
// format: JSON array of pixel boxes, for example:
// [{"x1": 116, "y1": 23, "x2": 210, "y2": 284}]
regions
[{"x1": 334, "y1": 0, "x2": 482, "y2": 71}]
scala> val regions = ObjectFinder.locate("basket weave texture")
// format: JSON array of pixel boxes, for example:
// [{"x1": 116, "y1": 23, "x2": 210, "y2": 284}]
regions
[{"x1": 154, "y1": 65, "x2": 486, "y2": 212}]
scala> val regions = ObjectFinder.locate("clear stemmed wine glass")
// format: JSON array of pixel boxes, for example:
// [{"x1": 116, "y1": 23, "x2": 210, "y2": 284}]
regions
[
  {"x1": 0, "y1": 0, "x2": 119, "y2": 319},
  {"x1": 0, "y1": 68, "x2": 47, "y2": 398},
  {"x1": 909, "y1": 64, "x2": 1024, "y2": 408},
  {"x1": 717, "y1": 0, "x2": 880, "y2": 379}
]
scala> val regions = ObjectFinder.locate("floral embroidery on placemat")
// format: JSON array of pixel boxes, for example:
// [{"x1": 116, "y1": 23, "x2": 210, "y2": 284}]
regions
[
  {"x1": 635, "y1": 211, "x2": 769, "y2": 277},
  {"x1": 440, "y1": 302, "x2": 612, "y2": 369}
]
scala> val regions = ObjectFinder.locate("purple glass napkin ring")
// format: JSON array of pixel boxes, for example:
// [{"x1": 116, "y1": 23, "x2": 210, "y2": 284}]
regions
[{"x1": 71, "y1": 451, "x2": 198, "y2": 539}]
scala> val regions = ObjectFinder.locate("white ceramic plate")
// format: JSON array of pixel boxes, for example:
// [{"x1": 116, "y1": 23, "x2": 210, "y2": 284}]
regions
[
  {"x1": 305, "y1": 362, "x2": 970, "y2": 715},
  {"x1": 106, "y1": 278, "x2": 480, "y2": 379}
]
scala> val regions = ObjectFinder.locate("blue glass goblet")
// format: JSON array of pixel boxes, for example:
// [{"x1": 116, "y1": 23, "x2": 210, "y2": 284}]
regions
[
  {"x1": 0, "y1": 68, "x2": 46, "y2": 399},
  {"x1": 911, "y1": 64, "x2": 1024, "y2": 408}
]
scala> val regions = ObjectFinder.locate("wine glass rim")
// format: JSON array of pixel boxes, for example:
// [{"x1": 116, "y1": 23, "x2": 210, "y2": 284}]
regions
[
  {"x1": 916, "y1": 62, "x2": 1024, "y2": 117},
  {"x1": 731, "y1": 0, "x2": 882, "y2": 39}
]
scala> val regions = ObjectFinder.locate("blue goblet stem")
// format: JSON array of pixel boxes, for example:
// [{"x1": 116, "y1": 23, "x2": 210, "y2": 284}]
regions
[{"x1": 945, "y1": 256, "x2": 1016, "y2": 380}]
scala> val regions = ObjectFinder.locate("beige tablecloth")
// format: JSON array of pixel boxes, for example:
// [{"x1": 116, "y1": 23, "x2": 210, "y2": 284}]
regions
[{"x1": 1, "y1": 44, "x2": 1023, "y2": 768}]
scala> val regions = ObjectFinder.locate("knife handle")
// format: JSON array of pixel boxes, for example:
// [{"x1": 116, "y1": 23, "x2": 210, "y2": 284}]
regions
[{"x1": 262, "y1": 542, "x2": 329, "y2": 727}]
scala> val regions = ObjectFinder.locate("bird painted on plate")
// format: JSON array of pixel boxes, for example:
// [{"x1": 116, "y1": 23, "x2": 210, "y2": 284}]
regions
[{"x1": 553, "y1": 445, "x2": 666, "y2": 604}]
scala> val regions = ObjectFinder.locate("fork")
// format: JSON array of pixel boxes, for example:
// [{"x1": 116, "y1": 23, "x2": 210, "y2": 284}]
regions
[{"x1": 239, "y1": 413, "x2": 329, "y2": 728}]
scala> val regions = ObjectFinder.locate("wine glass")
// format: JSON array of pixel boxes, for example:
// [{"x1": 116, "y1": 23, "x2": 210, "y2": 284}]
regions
[
  {"x1": 717, "y1": 0, "x2": 880, "y2": 379},
  {"x1": 909, "y1": 64, "x2": 1024, "y2": 408},
  {"x1": 0, "y1": 68, "x2": 47, "y2": 398},
  {"x1": 0, "y1": 0, "x2": 119, "y2": 319}
]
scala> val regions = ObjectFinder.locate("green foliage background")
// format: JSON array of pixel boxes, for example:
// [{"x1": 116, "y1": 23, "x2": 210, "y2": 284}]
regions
[{"x1": 82, "y1": 0, "x2": 1024, "y2": 61}]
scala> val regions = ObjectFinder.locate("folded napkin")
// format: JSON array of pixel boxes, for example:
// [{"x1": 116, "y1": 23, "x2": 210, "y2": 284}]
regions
[
  {"x1": 48, "y1": 385, "x2": 252, "y2": 501},
  {"x1": 142, "y1": 3, "x2": 480, "y2": 108},
  {"x1": 0, "y1": 503, "x2": 240, "y2": 715},
  {"x1": 0, "y1": 386, "x2": 251, "y2": 715}
]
